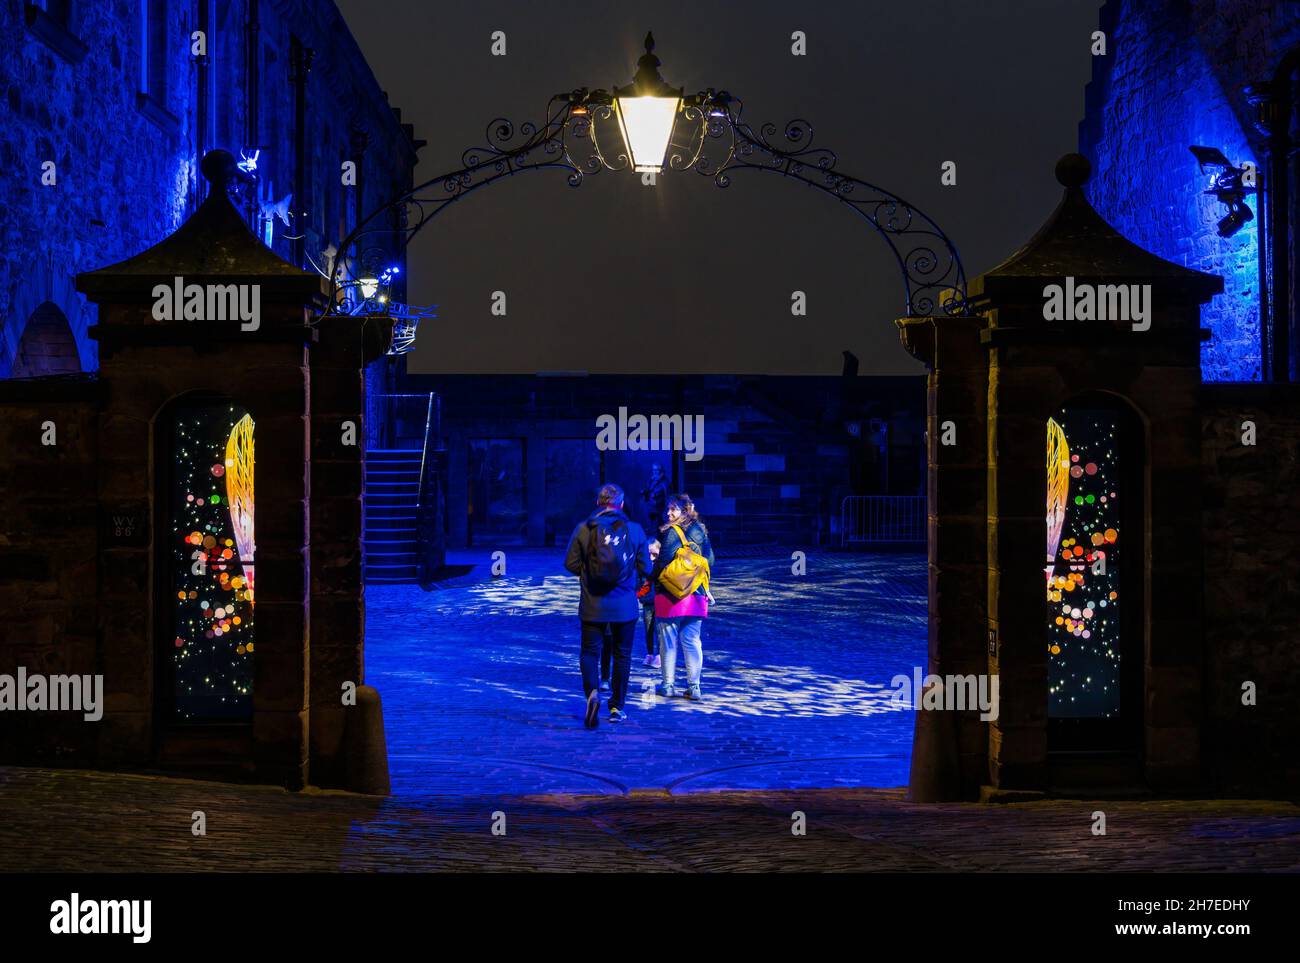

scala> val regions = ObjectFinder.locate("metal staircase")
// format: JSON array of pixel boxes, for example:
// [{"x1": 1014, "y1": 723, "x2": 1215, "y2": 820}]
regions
[
  {"x1": 362, "y1": 392, "x2": 445, "y2": 586},
  {"x1": 363, "y1": 448, "x2": 423, "y2": 584}
]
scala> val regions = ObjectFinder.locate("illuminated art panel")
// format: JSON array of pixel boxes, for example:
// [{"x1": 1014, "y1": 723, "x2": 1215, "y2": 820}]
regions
[
  {"x1": 170, "y1": 406, "x2": 255, "y2": 721},
  {"x1": 1046, "y1": 408, "x2": 1122, "y2": 719}
]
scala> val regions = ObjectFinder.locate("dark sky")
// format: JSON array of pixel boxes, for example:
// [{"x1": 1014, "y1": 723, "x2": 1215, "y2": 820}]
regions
[{"x1": 334, "y1": 0, "x2": 1103, "y2": 375}]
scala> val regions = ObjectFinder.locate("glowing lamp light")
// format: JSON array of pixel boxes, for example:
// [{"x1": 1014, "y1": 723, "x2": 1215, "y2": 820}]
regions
[
  {"x1": 615, "y1": 95, "x2": 681, "y2": 173},
  {"x1": 612, "y1": 32, "x2": 684, "y2": 175},
  {"x1": 359, "y1": 277, "x2": 379, "y2": 299}
]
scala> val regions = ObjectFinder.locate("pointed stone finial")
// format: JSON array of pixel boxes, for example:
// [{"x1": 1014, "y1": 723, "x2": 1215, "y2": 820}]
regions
[
  {"x1": 200, "y1": 149, "x2": 238, "y2": 191},
  {"x1": 1055, "y1": 153, "x2": 1091, "y2": 189}
]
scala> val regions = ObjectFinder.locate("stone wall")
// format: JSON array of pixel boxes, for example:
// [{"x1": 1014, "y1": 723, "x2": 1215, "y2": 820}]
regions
[
  {"x1": 1, "y1": 0, "x2": 191, "y2": 377},
  {"x1": 0, "y1": 376, "x2": 101, "y2": 764},
  {"x1": 1201, "y1": 384, "x2": 1300, "y2": 794},
  {"x1": 403, "y1": 373, "x2": 925, "y2": 549},
  {"x1": 0, "y1": 0, "x2": 418, "y2": 379},
  {"x1": 1079, "y1": 0, "x2": 1300, "y2": 382}
]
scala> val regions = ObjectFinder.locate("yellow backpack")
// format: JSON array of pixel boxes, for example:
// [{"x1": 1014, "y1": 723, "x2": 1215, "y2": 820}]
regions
[{"x1": 657, "y1": 524, "x2": 711, "y2": 601}]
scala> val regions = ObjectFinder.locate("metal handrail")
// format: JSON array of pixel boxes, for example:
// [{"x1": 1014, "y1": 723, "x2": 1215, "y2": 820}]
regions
[{"x1": 414, "y1": 392, "x2": 444, "y2": 587}]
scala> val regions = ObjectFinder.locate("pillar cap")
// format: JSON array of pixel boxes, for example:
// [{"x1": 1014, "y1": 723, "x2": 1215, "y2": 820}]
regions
[
  {"x1": 77, "y1": 150, "x2": 326, "y2": 306},
  {"x1": 970, "y1": 154, "x2": 1223, "y2": 306}
]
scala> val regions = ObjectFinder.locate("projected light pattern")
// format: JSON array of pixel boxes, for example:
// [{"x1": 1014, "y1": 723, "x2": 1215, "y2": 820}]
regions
[
  {"x1": 364, "y1": 551, "x2": 927, "y2": 795},
  {"x1": 224, "y1": 414, "x2": 256, "y2": 603},
  {"x1": 170, "y1": 406, "x2": 255, "y2": 720},
  {"x1": 1046, "y1": 417, "x2": 1070, "y2": 586},
  {"x1": 1046, "y1": 408, "x2": 1121, "y2": 719}
]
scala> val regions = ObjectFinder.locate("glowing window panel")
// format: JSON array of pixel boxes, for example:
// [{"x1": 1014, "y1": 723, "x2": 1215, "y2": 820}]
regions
[
  {"x1": 170, "y1": 406, "x2": 255, "y2": 721},
  {"x1": 1046, "y1": 409, "x2": 1121, "y2": 719}
]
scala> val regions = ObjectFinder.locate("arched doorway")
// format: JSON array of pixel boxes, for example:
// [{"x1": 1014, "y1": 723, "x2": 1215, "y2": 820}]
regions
[
  {"x1": 11, "y1": 302, "x2": 81, "y2": 378},
  {"x1": 153, "y1": 394, "x2": 257, "y2": 733},
  {"x1": 1045, "y1": 392, "x2": 1145, "y2": 752}
]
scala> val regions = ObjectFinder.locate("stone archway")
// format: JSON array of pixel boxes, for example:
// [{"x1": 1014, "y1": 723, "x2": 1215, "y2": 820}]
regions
[{"x1": 10, "y1": 302, "x2": 81, "y2": 378}]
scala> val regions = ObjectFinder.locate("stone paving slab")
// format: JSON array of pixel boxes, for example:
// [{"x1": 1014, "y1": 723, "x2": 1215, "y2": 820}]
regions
[
  {"x1": 2, "y1": 767, "x2": 1297, "y2": 873},
  {"x1": 366, "y1": 550, "x2": 928, "y2": 797}
]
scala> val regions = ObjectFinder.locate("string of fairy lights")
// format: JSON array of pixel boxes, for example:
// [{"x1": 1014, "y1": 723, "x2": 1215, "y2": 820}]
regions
[{"x1": 171, "y1": 406, "x2": 256, "y2": 720}]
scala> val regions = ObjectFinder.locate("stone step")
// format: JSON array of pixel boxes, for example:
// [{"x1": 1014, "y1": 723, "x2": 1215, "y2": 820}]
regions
[
  {"x1": 367, "y1": 481, "x2": 420, "y2": 494},
  {"x1": 365, "y1": 509, "x2": 419, "y2": 521},
  {"x1": 367, "y1": 493, "x2": 420, "y2": 507}
]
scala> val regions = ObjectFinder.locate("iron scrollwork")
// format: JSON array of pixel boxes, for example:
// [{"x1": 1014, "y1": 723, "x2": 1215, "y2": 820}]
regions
[
  {"x1": 682, "y1": 90, "x2": 967, "y2": 317},
  {"x1": 325, "y1": 84, "x2": 968, "y2": 321}
]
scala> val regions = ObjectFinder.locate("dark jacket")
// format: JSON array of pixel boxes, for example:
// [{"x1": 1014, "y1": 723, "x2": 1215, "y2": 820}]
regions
[
  {"x1": 651, "y1": 518, "x2": 715, "y2": 597},
  {"x1": 640, "y1": 475, "x2": 669, "y2": 528},
  {"x1": 564, "y1": 508, "x2": 651, "y2": 623}
]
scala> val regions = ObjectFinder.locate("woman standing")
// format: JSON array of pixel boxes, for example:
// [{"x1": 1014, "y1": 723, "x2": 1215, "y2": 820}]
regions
[{"x1": 652, "y1": 494, "x2": 715, "y2": 701}]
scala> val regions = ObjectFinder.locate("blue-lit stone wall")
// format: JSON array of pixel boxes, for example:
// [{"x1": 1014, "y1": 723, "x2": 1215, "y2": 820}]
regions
[
  {"x1": 1080, "y1": 0, "x2": 1300, "y2": 382},
  {"x1": 0, "y1": 0, "x2": 418, "y2": 378},
  {"x1": 1, "y1": 0, "x2": 192, "y2": 376}
]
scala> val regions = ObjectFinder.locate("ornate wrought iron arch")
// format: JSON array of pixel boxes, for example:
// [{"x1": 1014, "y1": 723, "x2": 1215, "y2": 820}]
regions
[{"x1": 324, "y1": 53, "x2": 967, "y2": 322}]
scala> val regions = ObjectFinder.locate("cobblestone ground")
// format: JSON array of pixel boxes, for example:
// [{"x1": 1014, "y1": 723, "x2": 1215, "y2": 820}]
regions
[
  {"x1": 2, "y1": 767, "x2": 1298, "y2": 871},
  {"x1": 365, "y1": 549, "x2": 928, "y2": 796},
  {"x1": 6, "y1": 549, "x2": 1295, "y2": 872}
]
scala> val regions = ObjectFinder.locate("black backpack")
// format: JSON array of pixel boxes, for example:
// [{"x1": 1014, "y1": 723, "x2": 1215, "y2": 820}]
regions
[{"x1": 584, "y1": 513, "x2": 633, "y2": 595}]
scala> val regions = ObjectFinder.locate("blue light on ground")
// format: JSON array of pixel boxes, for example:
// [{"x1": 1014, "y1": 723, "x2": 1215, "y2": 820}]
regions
[{"x1": 364, "y1": 549, "x2": 927, "y2": 796}]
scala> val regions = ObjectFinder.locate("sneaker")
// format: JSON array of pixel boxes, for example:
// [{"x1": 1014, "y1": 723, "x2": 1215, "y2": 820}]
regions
[
  {"x1": 609, "y1": 708, "x2": 626, "y2": 723},
  {"x1": 686, "y1": 685, "x2": 703, "y2": 701},
  {"x1": 584, "y1": 690, "x2": 600, "y2": 729},
  {"x1": 642, "y1": 654, "x2": 654, "y2": 666},
  {"x1": 652, "y1": 655, "x2": 662, "y2": 669},
  {"x1": 599, "y1": 679, "x2": 611, "y2": 693},
  {"x1": 656, "y1": 683, "x2": 676, "y2": 698}
]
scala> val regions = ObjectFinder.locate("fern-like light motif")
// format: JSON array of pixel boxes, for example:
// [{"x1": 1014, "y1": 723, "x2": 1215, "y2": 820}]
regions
[{"x1": 225, "y1": 414, "x2": 256, "y2": 605}]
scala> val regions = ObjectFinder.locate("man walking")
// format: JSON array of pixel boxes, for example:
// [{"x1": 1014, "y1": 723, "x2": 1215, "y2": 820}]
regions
[{"x1": 565, "y1": 483, "x2": 651, "y2": 728}]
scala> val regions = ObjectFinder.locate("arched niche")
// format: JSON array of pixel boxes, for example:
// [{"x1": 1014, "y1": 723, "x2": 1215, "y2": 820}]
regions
[
  {"x1": 151, "y1": 391, "x2": 257, "y2": 729},
  {"x1": 10, "y1": 301, "x2": 82, "y2": 378},
  {"x1": 1044, "y1": 390, "x2": 1146, "y2": 752}
]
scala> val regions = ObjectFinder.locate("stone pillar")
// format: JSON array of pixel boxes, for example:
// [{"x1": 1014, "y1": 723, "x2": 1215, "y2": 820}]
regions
[
  {"x1": 242, "y1": 392, "x2": 311, "y2": 788},
  {"x1": 897, "y1": 314, "x2": 989, "y2": 801},
  {"x1": 970, "y1": 155, "x2": 1221, "y2": 794},
  {"x1": 76, "y1": 151, "x2": 326, "y2": 788},
  {"x1": 308, "y1": 318, "x2": 366, "y2": 787},
  {"x1": 903, "y1": 154, "x2": 1223, "y2": 800},
  {"x1": 984, "y1": 338, "x2": 1059, "y2": 789}
]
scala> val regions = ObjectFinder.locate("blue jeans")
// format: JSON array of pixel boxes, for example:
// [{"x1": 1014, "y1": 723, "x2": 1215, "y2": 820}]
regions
[
  {"x1": 657, "y1": 617, "x2": 703, "y2": 688},
  {"x1": 641, "y1": 606, "x2": 655, "y2": 655}
]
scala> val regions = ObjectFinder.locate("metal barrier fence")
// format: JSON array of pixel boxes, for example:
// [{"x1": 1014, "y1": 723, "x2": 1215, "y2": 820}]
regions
[{"x1": 840, "y1": 495, "x2": 926, "y2": 546}]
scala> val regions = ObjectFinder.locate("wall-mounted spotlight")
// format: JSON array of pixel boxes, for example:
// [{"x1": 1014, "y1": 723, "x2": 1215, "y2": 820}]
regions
[{"x1": 1189, "y1": 145, "x2": 1257, "y2": 238}]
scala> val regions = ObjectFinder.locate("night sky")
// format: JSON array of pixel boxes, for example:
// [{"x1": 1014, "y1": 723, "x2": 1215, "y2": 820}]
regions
[{"x1": 335, "y1": 0, "x2": 1103, "y2": 375}]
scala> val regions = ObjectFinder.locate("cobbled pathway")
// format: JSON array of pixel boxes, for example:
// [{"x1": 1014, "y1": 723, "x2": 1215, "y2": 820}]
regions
[
  {"x1": 2, "y1": 768, "x2": 1297, "y2": 871},
  {"x1": 365, "y1": 549, "x2": 927, "y2": 796},
  {"x1": 5, "y1": 550, "x2": 1296, "y2": 872}
]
